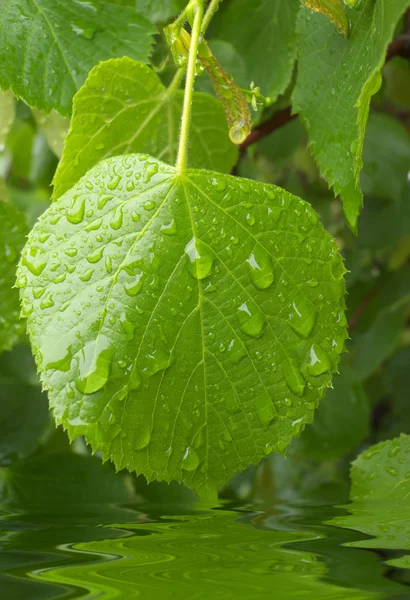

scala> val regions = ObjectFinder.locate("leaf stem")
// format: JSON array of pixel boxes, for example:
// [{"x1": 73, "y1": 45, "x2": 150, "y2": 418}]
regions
[
  {"x1": 166, "y1": 66, "x2": 186, "y2": 98},
  {"x1": 176, "y1": 0, "x2": 204, "y2": 174},
  {"x1": 201, "y1": 0, "x2": 223, "y2": 35}
]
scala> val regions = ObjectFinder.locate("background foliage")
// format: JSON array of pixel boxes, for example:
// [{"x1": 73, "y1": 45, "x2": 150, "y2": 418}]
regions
[{"x1": 0, "y1": 0, "x2": 409, "y2": 505}]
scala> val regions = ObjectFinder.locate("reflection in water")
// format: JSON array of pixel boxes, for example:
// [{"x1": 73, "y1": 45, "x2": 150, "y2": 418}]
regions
[{"x1": 0, "y1": 502, "x2": 409, "y2": 599}]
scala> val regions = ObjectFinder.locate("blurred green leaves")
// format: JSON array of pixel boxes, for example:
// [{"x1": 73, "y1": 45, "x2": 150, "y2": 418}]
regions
[{"x1": 0, "y1": 0, "x2": 156, "y2": 115}]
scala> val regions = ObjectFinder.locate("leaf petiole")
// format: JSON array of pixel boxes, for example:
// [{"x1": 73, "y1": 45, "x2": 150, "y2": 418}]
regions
[
  {"x1": 201, "y1": 0, "x2": 224, "y2": 35},
  {"x1": 176, "y1": 0, "x2": 204, "y2": 174}
]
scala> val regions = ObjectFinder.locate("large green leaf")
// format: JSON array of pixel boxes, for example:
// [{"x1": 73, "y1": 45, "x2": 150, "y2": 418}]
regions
[
  {"x1": 0, "y1": 0, "x2": 156, "y2": 116},
  {"x1": 293, "y1": 0, "x2": 410, "y2": 231},
  {"x1": 0, "y1": 200, "x2": 28, "y2": 353},
  {"x1": 332, "y1": 435, "x2": 410, "y2": 555},
  {"x1": 212, "y1": 0, "x2": 299, "y2": 102},
  {"x1": 53, "y1": 58, "x2": 238, "y2": 199},
  {"x1": 18, "y1": 154, "x2": 347, "y2": 493},
  {"x1": 113, "y1": 0, "x2": 185, "y2": 22},
  {"x1": 301, "y1": 0, "x2": 348, "y2": 35}
]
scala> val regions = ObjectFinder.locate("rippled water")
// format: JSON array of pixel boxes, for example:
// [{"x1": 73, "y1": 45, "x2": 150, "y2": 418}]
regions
[{"x1": 1, "y1": 500, "x2": 410, "y2": 599}]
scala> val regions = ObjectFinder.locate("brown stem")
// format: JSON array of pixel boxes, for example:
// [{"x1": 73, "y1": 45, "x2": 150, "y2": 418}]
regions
[
  {"x1": 386, "y1": 33, "x2": 410, "y2": 62},
  {"x1": 240, "y1": 107, "x2": 297, "y2": 150}
]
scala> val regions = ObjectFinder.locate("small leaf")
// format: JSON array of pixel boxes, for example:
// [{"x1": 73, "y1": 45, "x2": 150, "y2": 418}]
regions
[
  {"x1": 301, "y1": 0, "x2": 349, "y2": 36},
  {"x1": 332, "y1": 435, "x2": 410, "y2": 552},
  {"x1": 0, "y1": 0, "x2": 156, "y2": 115},
  {"x1": 33, "y1": 109, "x2": 70, "y2": 158},
  {"x1": 53, "y1": 58, "x2": 238, "y2": 199},
  {"x1": 213, "y1": 0, "x2": 300, "y2": 102},
  {"x1": 18, "y1": 154, "x2": 347, "y2": 494},
  {"x1": 0, "y1": 90, "x2": 15, "y2": 150},
  {"x1": 293, "y1": 0, "x2": 410, "y2": 231},
  {"x1": 0, "y1": 200, "x2": 28, "y2": 353}
]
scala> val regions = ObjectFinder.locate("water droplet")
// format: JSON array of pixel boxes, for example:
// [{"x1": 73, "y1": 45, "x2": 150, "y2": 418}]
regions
[
  {"x1": 107, "y1": 174, "x2": 121, "y2": 190},
  {"x1": 75, "y1": 336, "x2": 113, "y2": 394},
  {"x1": 86, "y1": 246, "x2": 104, "y2": 263},
  {"x1": 246, "y1": 247, "x2": 274, "y2": 290},
  {"x1": 22, "y1": 249, "x2": 47, "y2": 276},
  {"x1": 161, "y1": 219, "x2": 177, "y2": 236},
  {"x1": 185, "y1": 238, "x2": 214, "y2": 280},
  {"x1": 135, "y1": 421, "x2": 151, "y2": 450},
  {"x1": 384, "y1": 466, "x2": 398, "y2": 477},
  {"x1": 143, "y1": 200, "x2": 156, "y2": 211},
  {"x1": 255, "y1": 391, "x2": 276, "y2": 427},
  {"x1": 307, "y1": 344, "x2": 331, "y2": 376},
  {"x1": 246, "y1": 213, "x2": 255, "y2": 226},
  {"x1": 66, "y1": 196, "x2": 85, "y2": 224},
  {"x1": 40, "y1": 293, "x2": 54, "y2": 309},
  {"x1": 237, "y1": 301, "x2": 265, "y2": 338},
  {"x1": 110, "y1": 206, "x2": 123, "y2": 230},
  {"x1": 181, "y1": 446, "x2": 199, "y2": 471},
  {"x1": 229, "y1": 119, "x2": 250, "y2": 145},
  {"x1": 79, "y1": 268, "x2": 94, "y2": 282},
  {"x1": 123, "y1": 271, "x2": 143, "y2": 296},
  {"x1": 283, "y1": 359, "x2": 306, "y2": 397},
  {"x1": 287, "y1": 300, "x2": 318, "y2": 338},
  {"x1": 227, "y1": 338, "x2": 246, "y2": 365},
  {"x1": 33, "y1": 286, "x2": 45, "y2": 299}
]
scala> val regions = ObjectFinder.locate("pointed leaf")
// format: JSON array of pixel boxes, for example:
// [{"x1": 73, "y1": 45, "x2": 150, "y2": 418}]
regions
[
  {"x1": 293, "y1": 0, "x2": 410, "y2": 231},
  {"x1": 0, "y1": 200, "x2": 28, "y2": 353},
  {"x1": 18, "y1": 155, "x2": 347, "y2": 493},
  {"x1": 301, "y1": 1, "x2": 348, "y2": 35},
  {"x1": 0, "y1": 0, "x2": 156, "y2": 115},
  {"x1": 53, "y1": 58, "x2": 238, "y2": 199}
]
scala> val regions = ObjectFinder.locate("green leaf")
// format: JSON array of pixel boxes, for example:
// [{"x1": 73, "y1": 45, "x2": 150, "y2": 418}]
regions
[
  {"x1": 212, "y1": 0, "x2": 300, "y2": 102},
  {"x1": 0, "y1": 90, "x2": 15, "y2": 149},
  {"x1": 0, "y1": 200, "x2": 28, "y2": 353},
  {"x1": 301, "y1": 0, "x2": 349, "y2": 35},
  {"x1": 0, "y1": 452, "x2": 129, "y2": 505},
  {"x1": 0, "y1": 0, "x2": 156, "y2": 116},
  {"x1": 362, "y1": 112, "x2": 410, "y2": 203},
  {"x1": 293, "y1": 0, "x2": 410, "y2": 231},
  {"x1": 33, "y1": 109, "x2": 70, "y2": 158},
  {"x1": 53, "y1": 58, "x2": 238, "y2": 199},
  {"x1": 122, "y1": 0, "x2": 186, "y2": 22},
  {"x1": 0, "y1": 370, "x2": 49, "y2": 464},
  {"x1": 290, "y1": 366, "x2": 370, "y2": 461},
  {"x1": 18, "y1": 154, "x2": 347, "y2": 494},
  {"x1": 332, "y1": 435, "x2": 410, "y2": 551}
]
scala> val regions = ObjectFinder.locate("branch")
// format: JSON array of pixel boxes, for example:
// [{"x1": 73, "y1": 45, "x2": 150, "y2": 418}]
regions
[
  {"x1": 386, "y1": 33, "x2": 410, "y2": 62},
  {"x1": 240, "y1": 107, "x2": 297, "y2": 150}
]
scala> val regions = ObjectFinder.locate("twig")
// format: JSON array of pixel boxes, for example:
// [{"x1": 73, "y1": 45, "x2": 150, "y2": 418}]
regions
[
  {"x1": 348, "y1": 288, "x2": 378, "y2": 333},
  {"x1": 240, "y1": 107, "x2": 297, "y2": 150},
  {"x1": 386, "y1": 33, "x2": 410, "y2": 62}
]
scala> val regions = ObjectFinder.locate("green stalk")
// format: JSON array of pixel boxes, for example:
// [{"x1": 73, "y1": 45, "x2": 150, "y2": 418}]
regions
[
  {"x1": 165, "y1": 66, "x2": 186, "y2": 98},
  {"x1": 201, "y1": 0, "x2": 223, "y2": 35},
  {"x1": 176, "y1": 0, "x2": 204, "y2": 174}
]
